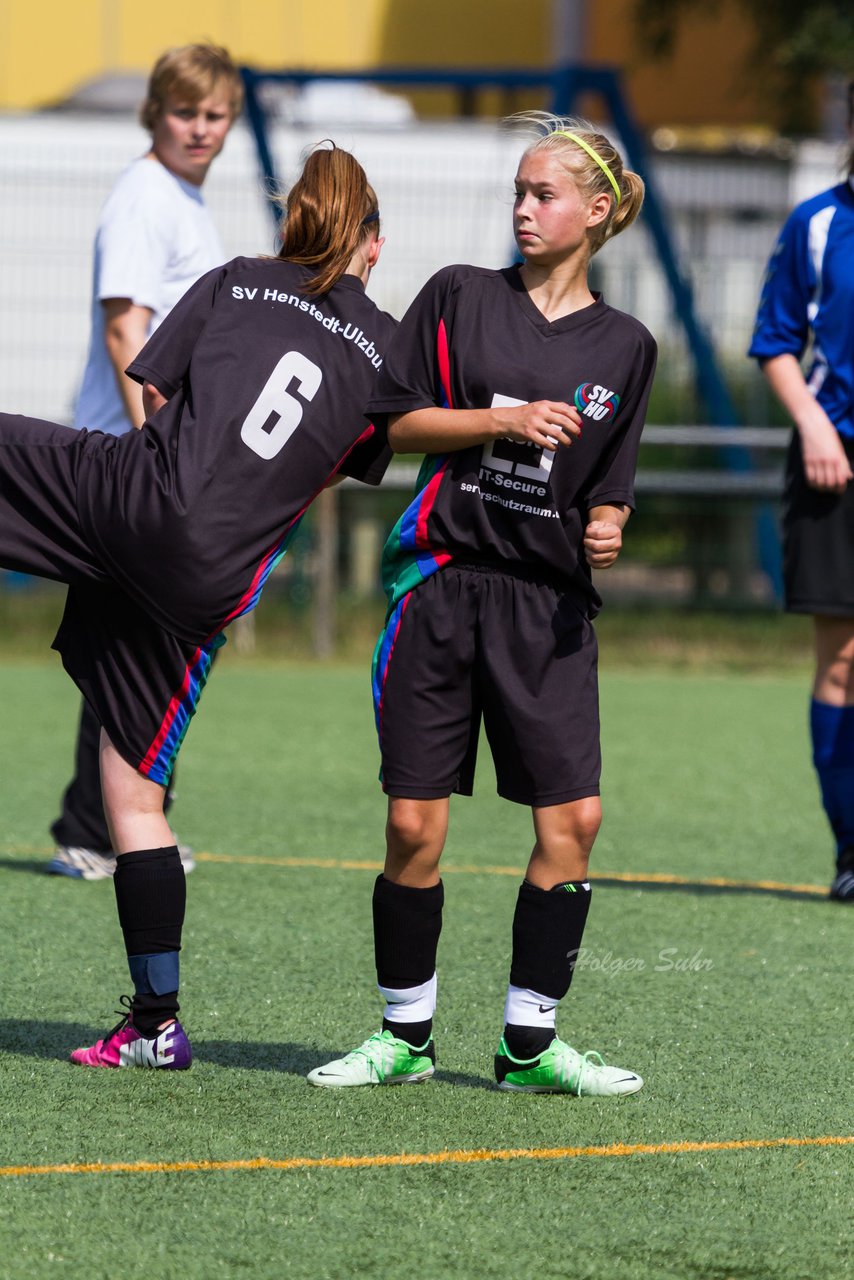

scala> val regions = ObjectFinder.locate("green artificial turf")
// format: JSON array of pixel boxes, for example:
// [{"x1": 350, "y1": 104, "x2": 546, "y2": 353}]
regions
[{"x1": 0, "y1": 656, "x2": 851, "y2": 1280}]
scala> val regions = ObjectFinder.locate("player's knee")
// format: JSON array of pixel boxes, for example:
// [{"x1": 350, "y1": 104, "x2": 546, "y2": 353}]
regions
[
  {"x1": 816, "y1": 621, "x2": 854, "y2": 692},
  {"x1": 386, "y1": 806, "x2": 429, "y2": 855},
  {"x1": 386, "y1": 799, "x2": 444, "y2": 858},
  {"x1": 819, "y1": 654, "x2": 854, "y2": 701},
  {"x1": 567, "y1": 796, "x2": 602, "y2": 851}
]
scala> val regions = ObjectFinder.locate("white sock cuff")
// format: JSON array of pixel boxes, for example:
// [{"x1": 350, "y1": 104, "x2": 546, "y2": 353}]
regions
[
  {"x1": 503, "y1": 984, "x2": 559, "y2": 1029},
  {"x1": 378, "y1": 972, "x2": 437, "y2": 1024}
]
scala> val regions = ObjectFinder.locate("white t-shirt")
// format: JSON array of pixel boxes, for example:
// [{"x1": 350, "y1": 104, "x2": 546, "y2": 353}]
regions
[{"x1": 75, "y1": 156, "x2": 224, "y2": 436}]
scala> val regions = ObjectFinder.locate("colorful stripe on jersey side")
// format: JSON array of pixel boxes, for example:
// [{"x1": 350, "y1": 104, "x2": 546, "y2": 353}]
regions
[
  {"x1": 220, "y1": 517, "x2": 306, "y2": 628},
  {"x1": 139, "y1": 428, "x2": 381, "y2": 786},
  {"x1": 379, "y1": 320, "x2": 455, "y2": 610},
  {"x1": 436, "y1": 317, "x2": 452, "y2": 409},
  {"x1": 139, "y1": 634, "x2": 226, "y2": 785},
  {"x1": 371, "y1": 590, "x2": 413, "y2": 761},
  {"x1": 221, "y1": 425, "x2": 377, "y2": 629}
]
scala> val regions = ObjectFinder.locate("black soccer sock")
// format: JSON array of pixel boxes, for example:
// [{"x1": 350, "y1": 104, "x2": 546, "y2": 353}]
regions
[
  {"x1": 373, "y1": 875, "x2": 443, "y2": 1042},
  {"x1": 113, "y1": 846, "x2": 186, "y2": 1037},
  {"x1": 382, "y1": 1016, "x2": 434, "y2": 1049},
  {"x1": 372, "y1": 875, "x2": 444, "y2": 988},
  {"x1": 503, "y1": 1024, "x2": 554, "y2": 1060},
  {"x1": 503, "y1": 879, "x2": 592, "y2": 1060},
  {"x1": 509, "y1": 878, "x2": 592, "y2": 997}
]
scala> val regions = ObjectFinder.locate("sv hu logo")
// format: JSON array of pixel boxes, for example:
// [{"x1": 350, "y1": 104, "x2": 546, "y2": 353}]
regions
[{"x1": 574, "y1": 383, "x2": 620, "y2": 422}]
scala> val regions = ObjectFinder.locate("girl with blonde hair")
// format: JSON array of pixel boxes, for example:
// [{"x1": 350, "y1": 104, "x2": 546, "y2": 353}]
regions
[{"x1": 309, "y1": 117, "x2": 656, "y2": 1096}]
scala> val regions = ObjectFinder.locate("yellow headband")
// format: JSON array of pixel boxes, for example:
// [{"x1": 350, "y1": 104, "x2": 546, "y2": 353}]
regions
[{"x1": 552, "y1": 131, "x2": 621, "y2": 206}]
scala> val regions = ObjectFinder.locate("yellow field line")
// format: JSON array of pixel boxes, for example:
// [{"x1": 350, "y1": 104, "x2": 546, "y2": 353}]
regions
[
  {"x1": 2, "y1": 1134, "x2": 852, "y2": 1179},
  {"x1": 193, "y1": 853, "x2": 828, "y2": 896},
  {"x1": 1, "y1": 842, "x2": 827, "y2": 897}
]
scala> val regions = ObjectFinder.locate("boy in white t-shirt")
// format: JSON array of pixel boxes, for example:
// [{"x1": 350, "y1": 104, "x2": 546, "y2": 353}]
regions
[{"x1": 48, "y1": 43, "x2": 244, "y2": 880}]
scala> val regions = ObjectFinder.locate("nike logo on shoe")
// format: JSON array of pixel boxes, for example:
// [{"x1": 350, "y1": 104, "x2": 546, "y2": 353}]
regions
[{"x1": 119, "y1": 1023, "x2": 180, "y2": 1068}]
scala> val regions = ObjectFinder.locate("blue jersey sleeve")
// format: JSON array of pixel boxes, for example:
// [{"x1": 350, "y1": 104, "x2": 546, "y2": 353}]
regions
[{"x1": 748, "y1": 208, "x2": 813, "y2": 362}]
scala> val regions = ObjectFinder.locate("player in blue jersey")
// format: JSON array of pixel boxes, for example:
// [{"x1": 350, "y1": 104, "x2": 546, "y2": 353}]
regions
[
  {"x1": 749, "y1": 81, "x2": 854, "y2": 900},
  {"x1": 308, "y1": 115, "x2": 655, "y2": 1096},
  {"x1": 0, "y1": 144, "x2": 395, "y2": 1068}
]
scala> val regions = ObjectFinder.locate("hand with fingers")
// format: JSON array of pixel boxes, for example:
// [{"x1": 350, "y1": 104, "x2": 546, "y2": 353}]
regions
[
  {"x1": 494, "y1": 399, "x2": 582, "y2": 451},
  {"x1": 583, "y1": 519, "x2": 623, "y2": 569},
  {"x1": 800, "y1": 416, "x2": 854, "y2": 493}
]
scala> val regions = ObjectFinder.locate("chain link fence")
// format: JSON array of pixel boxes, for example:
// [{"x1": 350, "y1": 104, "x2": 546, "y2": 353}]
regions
[{"x1": 0, "y1": 107, "x2": 843, "y2": 627}]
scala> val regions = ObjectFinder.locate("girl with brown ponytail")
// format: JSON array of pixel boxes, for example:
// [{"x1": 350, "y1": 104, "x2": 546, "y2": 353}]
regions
[
  {"x1": 0, "y1": 141, "x2": 396, "y2": 1070},
  {"x1": 277, "y1": 142, "x2": 382, "y2": 295}
]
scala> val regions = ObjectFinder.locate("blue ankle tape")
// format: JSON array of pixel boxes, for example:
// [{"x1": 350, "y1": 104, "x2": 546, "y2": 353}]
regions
[{"x1": 128, "y1": 951, "x2": 180, "y2": 996}]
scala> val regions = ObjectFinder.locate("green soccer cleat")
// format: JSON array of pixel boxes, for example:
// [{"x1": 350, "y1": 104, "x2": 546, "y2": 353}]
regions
[
  {"x1": 495, "y1": 1036, "x2": 643, "y2": 1097},
  {"x1": 307, "y1": 1029, "x2": 435, "y2": 1088}
]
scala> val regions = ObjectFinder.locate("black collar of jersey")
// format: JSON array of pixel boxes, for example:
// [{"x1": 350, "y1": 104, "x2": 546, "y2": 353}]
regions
[
  {"x1": 502, "y1": 265, "x2": 605, "y2": 336},
  {"x1": 282, "y1": 263, "x2": 368, "y2": 297},
  {"x1": 330, "y1": 272, "x2": 367, "y2": 295}
]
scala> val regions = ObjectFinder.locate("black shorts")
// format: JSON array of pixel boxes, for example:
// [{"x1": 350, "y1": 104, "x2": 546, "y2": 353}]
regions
[
  {"x1": 0, "y1": 413, "x2": 221, "y2": 784},
  {"x1": 0, "y1": 413, "x2": 107, "y2": 586},
  {"x1": 53, "y1": 585, "x2": 223, "y2": 787},
  {"x1": 373, "y1": 563, "x2": 600, "y2": 807},
  {"x1": 782, "y1": 433, "x2": 854, "y2": 616}
]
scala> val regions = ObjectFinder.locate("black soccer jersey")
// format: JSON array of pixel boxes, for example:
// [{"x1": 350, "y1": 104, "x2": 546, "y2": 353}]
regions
[
  {"x1": 74, "y1": 257, "x2": 396, "y2": 643},
  {"x1": 366, "y1": 264, "x2": 657, "y2": 615}
]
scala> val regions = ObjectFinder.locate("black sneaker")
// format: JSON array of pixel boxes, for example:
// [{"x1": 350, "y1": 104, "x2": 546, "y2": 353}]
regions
[{"x1": 829, "y1": 848, "x2": 854, "y2": 902}]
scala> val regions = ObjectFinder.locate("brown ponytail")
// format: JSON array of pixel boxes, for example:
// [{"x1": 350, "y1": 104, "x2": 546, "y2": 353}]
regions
[{"x1": 276, "y1": 143, "x2": 380, "y2": 296}]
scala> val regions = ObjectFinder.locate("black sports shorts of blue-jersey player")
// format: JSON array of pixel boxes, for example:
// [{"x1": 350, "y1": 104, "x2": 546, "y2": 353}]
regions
[
  {"x1": 749, "y1": 81, "x2": 854, "y2": 903},
  {"x1": 307, "y1": 115, "x2": 657, "y2": 1097},
  {"x1": 0, "y1": 144, "x2": 395, "y2": 1070}
]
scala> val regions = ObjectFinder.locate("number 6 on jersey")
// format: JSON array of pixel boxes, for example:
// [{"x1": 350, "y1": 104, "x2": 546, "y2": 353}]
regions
[{"x1": 240, "y1": 351, "x2": 322, "y2": 460}]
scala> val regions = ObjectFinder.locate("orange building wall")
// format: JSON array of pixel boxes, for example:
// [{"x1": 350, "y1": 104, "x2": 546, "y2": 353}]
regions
[
  {"x1": 0, "y1": 0, "x2": 812, "y2": 130},
  {"x1": 585, "y1": 0, "x2": 798, "y2": 130}
]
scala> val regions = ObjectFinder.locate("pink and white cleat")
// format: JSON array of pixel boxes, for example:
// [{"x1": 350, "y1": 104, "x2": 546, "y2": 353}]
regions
[{"x1": 70, "y1": 998, "x2": 192, "y2": 1070}]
